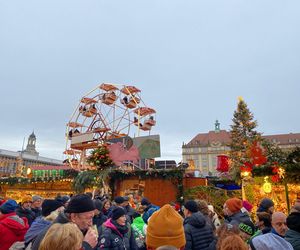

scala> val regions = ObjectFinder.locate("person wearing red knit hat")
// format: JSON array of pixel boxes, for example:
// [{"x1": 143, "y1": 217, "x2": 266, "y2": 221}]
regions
[{"x1": 223, "y1": 198, "x2": 252, "y2": 226}]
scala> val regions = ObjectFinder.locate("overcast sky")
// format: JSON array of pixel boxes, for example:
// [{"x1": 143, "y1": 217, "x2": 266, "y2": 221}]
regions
[{"x1": 1, "y1": 1, "x2": 299, "y2": 163}]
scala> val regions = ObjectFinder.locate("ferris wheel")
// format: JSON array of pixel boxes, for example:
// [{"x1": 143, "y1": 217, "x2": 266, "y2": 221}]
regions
[{"x1": 64, "y1": 83, "x2": 156, "y2": 169}]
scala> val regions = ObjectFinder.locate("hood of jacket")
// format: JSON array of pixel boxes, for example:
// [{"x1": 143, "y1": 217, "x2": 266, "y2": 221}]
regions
[
  {"x1": 0, "y1": 212, "x2": 29, "y2": 236},
  {"x1": 184, "y1": 211, "x2": 206, "y2": 228},
  {"x1": 104, "y1": 218, "x2": 122, "y2": 237},
  {"x1": 132, "y1": 216, "x2": 145, "y2": 231},
  {"x1": 227, "y1": 211, "x2": 250, "y2": 225},
  {"x1": 25, "y1": 217, "x2": 51, "y2": 243}
]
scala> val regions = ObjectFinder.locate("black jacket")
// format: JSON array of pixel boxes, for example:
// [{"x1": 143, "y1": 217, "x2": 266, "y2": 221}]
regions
[
  {"x1": 93, "y1": 213, "x2": 108, "y2": 229},
  {"x1": 31, "y1": 207, "x2": 42, "y2": 218},
  {"x1": 31, "y1": 212, "x2": 94, "y2": 250},
  {"x1": 99, "y1": 218, "x2": 137, "y2": 250},
  {"x1": 124, "y1": 205, "x2": 136, "y2": 224},
  {"x1": 184, "y1": 212, "x2": 216, "y2": 250},
  {"x1": 225, "y1": 211, "x2": 251, "y2": 226},
  {"x1": 15, "y1": 206, "x2": 36, "y2": 226}
]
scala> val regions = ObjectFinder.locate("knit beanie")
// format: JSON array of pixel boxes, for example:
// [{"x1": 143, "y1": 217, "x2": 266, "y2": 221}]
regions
[
  {"x1": 287, "y1": 212, "x2": 300, "y2": 233},
  {"x1": 65, "y1": 194, "x2": 95, "y2": 213},
  {"x1": 32, "y1": 195, "x2": 43, "y2": 202},
  {"x1": 55, "y1": 195, "x2": 70, "y2": 205},
  {"x1": 114, "y1": 196, "x2": 125, "y2": 205},
  {"x1": 257, "y1": 198, "x2": 274, "y2": 213},
  {"x1": 239, "y1": 220, "x2": 255, "y2": 236},
  {"x1": 111, "y1": 207, "x2": 126, "y2": 220},
  {"x1": 0, "y1": 199, "x2": 18, "y2": 214},
  {"x1": 42, "y1": 199, "x2": 63, "y2": 217},
  {"x1": 141, "y1": 197, "x2": 151, "y2": 206},
  {"x1": 22, "y1": 195, "x2": 32, "y2": 204},
  {"x1": 242, "y1": 200, "x2": 253, "y2": 213},
  {"x1": 184, "y1": 200, "x2": 199, "y2": 213},
  {"x1": 146, "y1": 204, "x2": 186, "y2": 249},
  {"x1": 225, "y1": 198, "x2": 243, "y2": 213}
]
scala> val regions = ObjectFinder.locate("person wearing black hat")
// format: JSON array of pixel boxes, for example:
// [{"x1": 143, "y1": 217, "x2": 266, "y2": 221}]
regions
[
  {"x1": 256, "y1": 198, "x2": 274, "y2": 214},
  {"x1": 285, "y1": 211, "x2": 300, "y2": 250},
  {"x1": 25, "y1": 199, "x2": 64, "y2": 248},
  {"x1": 106, "y1": 196, "x2": 124, "y2": 218},
  {"x1": 123, "y1": 196, "x2": 137, "y2": 224},
  {"x1": 31, "y1": 194, "x2": 98, "y2": 250},
  {"x1": 183, "y1": 200, "x2": 216, "y2": 250},
  {"x1": 140, "y1": 197, "x2": 160, "y2": 224},
  {"x1": 99, "y1": 207, "x2": 138, "y2": 250},
  {"x1": 93, "y1": 199, "x2": 108, "y2": 229},
  {"x1": 55, "y1": 195, "x2": 70, "y2": 208}
]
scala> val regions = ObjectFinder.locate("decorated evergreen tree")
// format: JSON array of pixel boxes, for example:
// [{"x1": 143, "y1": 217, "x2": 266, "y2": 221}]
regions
[
  {"x1": 87, "y1": 144, "x2": 114, "y2": 170},
  {"x1": 73, "y1": 144, "x2": 114, "y2": 193},
  {"x1": 229, "y1": 97, "x2": 262, "y2": 180}
]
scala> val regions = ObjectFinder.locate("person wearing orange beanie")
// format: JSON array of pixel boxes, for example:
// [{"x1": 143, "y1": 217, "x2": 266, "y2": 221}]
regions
[
  {"x1": 224, "y1": 198, "x2": 252, "y2": 226},
  {"x1": 146, "y1": 204, "x2": 186, "y2": 250}
]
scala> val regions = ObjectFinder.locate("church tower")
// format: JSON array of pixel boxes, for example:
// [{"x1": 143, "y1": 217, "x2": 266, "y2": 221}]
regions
[{"x1": 23, "y1": 131, "x2": 39, "y2": 155}]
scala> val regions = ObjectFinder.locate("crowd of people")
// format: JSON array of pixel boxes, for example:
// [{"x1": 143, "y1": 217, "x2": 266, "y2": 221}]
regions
[{"x1": 0, "y1": 193, "x2": 299, "y2": 250}]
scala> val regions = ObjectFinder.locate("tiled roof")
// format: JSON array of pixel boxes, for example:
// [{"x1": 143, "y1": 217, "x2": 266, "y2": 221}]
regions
[
  {"x1": 184, "y1": 130, "x2": 231, "y2": 147},
  {"x1": 184, "y1": 131, "x2": 300, "y2": 147},
  {"x1": 263, "y1": 133, "x2": 300, "y2": 145}
]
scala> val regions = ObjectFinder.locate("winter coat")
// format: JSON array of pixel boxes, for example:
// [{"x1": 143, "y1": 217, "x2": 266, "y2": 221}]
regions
[
  {"x1": 124, "y1": 205, "x2": 136, "y2": 224},
  {"x1": 250, "y1": 232, "x2": 293, "y2": 250},
  {"x1": 131, "y1": 217, "x2": 147, "y2": 250},
  {"x1": 225, "y1": 211, "x2": 251, "y2": 226},
  {"x1": 31, "y1": 207, "x2": 42, "y2": 218},
  {"x1": 24, "y1": 217, "x2": 51, "y2": 246},
  {"x1": 31, "y1": 212, "x2": 94, "y2": 250},
  {"x1": 0, "y1": 212, "x2": 29, "y2": 250},
  {"x1": 142, "y1": 204, "x2": 159, "y2": 224},
  {"x1": 285, "y1": 229, "x2": 300, "y2": 250},
  {"x1": 184, "y1": 212, "x2": 216, "y2": 250},
  {"x1": 93, "y1": 213, "x2": 108, "y2": 229},
  {"x1": 15, "y1": 207, "x2": 36, "y2": 226},
  {"x1": 99, "y1": 218, "x2": 138, "y2": 250}
]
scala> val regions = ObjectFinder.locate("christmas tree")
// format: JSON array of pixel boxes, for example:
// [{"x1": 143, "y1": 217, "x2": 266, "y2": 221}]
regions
[
  {"x1": 229, "y1": 97, "x2": 262, "y2": 180},
  {"x1": 87, "y1": 144, "x2": 114, "y2": 170}
]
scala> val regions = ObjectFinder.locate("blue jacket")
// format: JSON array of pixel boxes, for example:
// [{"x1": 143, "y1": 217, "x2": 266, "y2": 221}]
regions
[
  {"x1": 142, "y1": 204, "x2": 159, "y2": 224},
  {"x1": 25, "y1": 217, "x2": 51, "y2": 245}
]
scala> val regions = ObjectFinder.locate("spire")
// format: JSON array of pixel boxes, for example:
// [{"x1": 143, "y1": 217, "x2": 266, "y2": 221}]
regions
[
  {"x1": 23, "y1": 131, "x2": 39, "y2": 156},
  {"x1": 215, "y1": 120, "x2": 220, "y2": 133}
]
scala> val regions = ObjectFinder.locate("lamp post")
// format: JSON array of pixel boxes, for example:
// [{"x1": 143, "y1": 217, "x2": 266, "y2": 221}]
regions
[
  {"x1": 277, "y1": 167, "x2": 290, "y2": 213},
  {"x1": 240, "y1": 170, "x2": 251, "y2": 200}
]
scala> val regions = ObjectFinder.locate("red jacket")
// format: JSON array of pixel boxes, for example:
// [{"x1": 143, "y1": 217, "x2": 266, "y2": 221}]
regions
[{"x1": 0, "y1": 212, "x2": 29, "y2": 250}]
